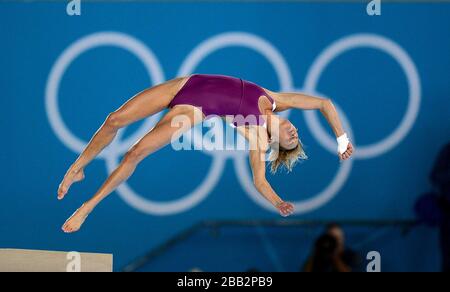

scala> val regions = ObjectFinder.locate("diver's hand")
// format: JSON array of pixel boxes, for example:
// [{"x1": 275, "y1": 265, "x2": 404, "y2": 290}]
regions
[
  {"x1": 337, "y1": 133, "x2": 354, "y2": 161},
  {"x1": 276, "y1": 201, "x2": 294, "y2": 217},
  {"x1": 339, "y1": 142, "x2": 354, "y2": 161}
]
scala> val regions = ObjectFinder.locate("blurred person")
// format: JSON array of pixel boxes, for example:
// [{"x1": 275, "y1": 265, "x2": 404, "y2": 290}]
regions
[
  {"x1": 326, "y1": 223, "x2": 361, "y2": 270},
  {"x1": 57, "y1": 73, "x2": 354, "y2": 233},
  {"x1": 303, "y1": 234, "x2": 351, "y2": 272},
  {"x1": 303, "y1": 223, "x2": 360, "y2": 272},
  {"x1": 415, "y1": 142, "x2": 450, "y2": 272},
  {"x1": 430, "y1": 142, "x2": 450, "y2": 272}
]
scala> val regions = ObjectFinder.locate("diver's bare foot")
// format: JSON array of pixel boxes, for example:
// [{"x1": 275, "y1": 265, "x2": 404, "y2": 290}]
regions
[
  {"x1": 58, "y1": 167, "x2": 85, "y2": 200},
  {"x1": 62, "y1": 204, "x2": 91, "y2": 233}
]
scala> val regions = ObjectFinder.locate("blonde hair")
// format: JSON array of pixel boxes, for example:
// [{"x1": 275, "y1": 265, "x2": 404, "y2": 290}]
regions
[{"x1": 268, "y1": 138, "x2": 308, "y2": 174}]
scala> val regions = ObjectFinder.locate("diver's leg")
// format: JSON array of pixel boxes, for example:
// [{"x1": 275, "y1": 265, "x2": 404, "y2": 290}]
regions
[
  {"x1": 62, "y1": 105, "x2": 203, "y2": 233},
  {"x1": 58, "y1": 77, "x2": 187, "y2": 200}
]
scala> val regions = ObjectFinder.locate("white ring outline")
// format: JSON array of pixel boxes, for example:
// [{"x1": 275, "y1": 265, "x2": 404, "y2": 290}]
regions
[
  {"x1": 45, "y1": 32, "x2": 422, "y2": 216},
  {"x1": 45, "y1": 32, "x2": 165, "y2": 158},
  {"x1": 177, "y1": 31, "x2": 294, "y2": 159},
  {"x1": 105, "y1": 152, "x2": 226, "y2": 216},
  {"x1": 304, "y1": 34, "x2": 421, "y2": 159},
  {"x1": 235, "y1": 98, "x2": 354, "y2": 214},
  {"x1": 45, "y1": 32, "x2": 225, "y2": 215}
]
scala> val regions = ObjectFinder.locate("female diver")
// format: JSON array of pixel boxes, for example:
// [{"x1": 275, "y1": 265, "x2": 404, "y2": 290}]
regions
[{"x1": 58, "y1": 74, "x2": 354, "y2": 233}]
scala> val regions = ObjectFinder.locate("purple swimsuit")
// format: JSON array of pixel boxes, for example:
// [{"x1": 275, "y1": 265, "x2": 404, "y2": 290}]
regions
[{"x1": 168, "y1": 74, "x2": 276, "y2": 127}]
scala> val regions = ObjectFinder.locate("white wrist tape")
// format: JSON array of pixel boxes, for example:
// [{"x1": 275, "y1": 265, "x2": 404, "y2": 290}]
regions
[{"x1": 337, "y1": 133, "x2": 349, "y2": 155}]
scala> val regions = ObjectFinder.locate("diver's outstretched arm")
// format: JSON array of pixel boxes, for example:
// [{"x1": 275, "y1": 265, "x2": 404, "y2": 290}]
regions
[
  {"x1": 270, "y1": 90, "x2": 354, "y2": 160},
  {"x1": 249, "y1": 148, "x2": 294, "y2": 217},
  {"x1": 237, "y1": 126, "x2": 294, "y2": 217}
]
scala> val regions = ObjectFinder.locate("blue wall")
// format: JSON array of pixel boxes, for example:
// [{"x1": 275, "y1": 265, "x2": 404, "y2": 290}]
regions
[{"x1": 0, "y1": 2, "x2": 449, "y2": 271}]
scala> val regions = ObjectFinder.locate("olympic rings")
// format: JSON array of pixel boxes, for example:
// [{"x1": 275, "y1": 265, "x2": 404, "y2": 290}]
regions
[{"x1": 46, "y1": 31, "x2": 421, "y2": 215}]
